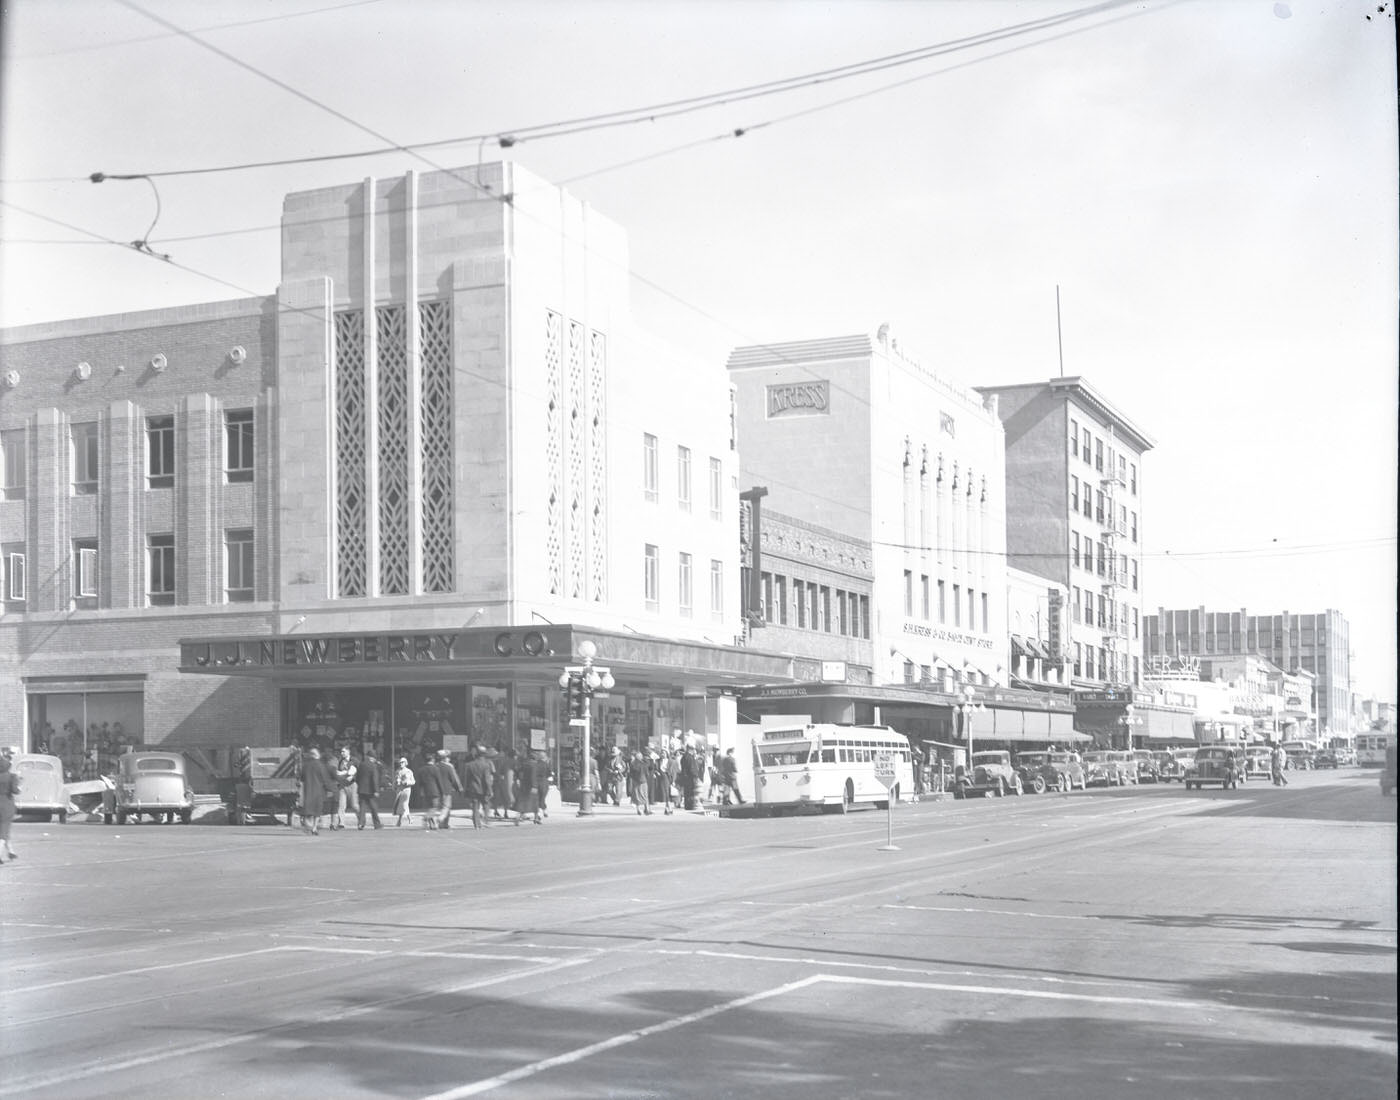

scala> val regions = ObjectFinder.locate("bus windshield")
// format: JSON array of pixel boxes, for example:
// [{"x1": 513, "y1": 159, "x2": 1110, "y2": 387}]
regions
[{"x1": 758, "y1": 745, "x2": 812, "y2": 767}]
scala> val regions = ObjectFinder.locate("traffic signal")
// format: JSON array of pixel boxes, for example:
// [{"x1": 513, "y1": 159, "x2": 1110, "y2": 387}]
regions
[{"x1": 565, "y1": 675, "x2": 588, "y2": 720}]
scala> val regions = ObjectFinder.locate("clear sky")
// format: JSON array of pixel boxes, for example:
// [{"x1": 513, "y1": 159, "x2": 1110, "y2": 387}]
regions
[{"x1": 2, "y1": 0, "x2": 1395, "y2": 700}]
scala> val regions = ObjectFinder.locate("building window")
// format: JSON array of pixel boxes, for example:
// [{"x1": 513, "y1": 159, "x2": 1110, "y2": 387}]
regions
[
  {"x1": 226, "y1": 528, "x2": 254, "y2": 603},
  {"x1": 1094, "y1": 438, "x2": 1103, "y2": 472},
  {"x1": 72, "y1": 422, "x2": 99, "y2": 495},
  {"x1": 643, "y1": 434, "x2": 658, "y2": 503},
  {"x1": 903, "y1": 570, "x2": 913, "y2": 616},
  {"x1": 761, "y1": 572, "x2": 775, "y2": 623},
  {"x1": 643, "y1": 544, "x2": 659, "y2": 611},
  {"x1": 1073, "y1": 642, "x2": 1083, "y2": 678},
  {"x1": 1, "y1": 430, "x2": 24, "y2": 500},
  {"x1": 819, "y1": 586, "x2": 831, "y2": 632},
  {"x1": 1097, "y1": 593, "x2": 1106, "y2": 627},
  {"x1": 837, "y1": 589, "x2": 849, "y2": 635},
  {"x1": 1131, "y1": 559, "x2": 1139, "y2": 591},
  {"x1": 147, "y1": 415, "x2": 175, "y2": 489},
  {"x1": 1130, "y1": 462, "x2": 1138, "y2": 494},
  {"x1": 920, "y1": 574, "x2": 930, "y2": 620},
  {"x1": 1133, "y1": 607, "x2": 1140, "y2": 639},
  {"x1": 1070, "y1": 418, "x2": 1079, "y2": 456},
  {"x1": 147, "y1": 534, "x2": 175, "y2": 607},
  {"x1": 982, "y1": 592, "x2": 989, "y2": 633},
  {"x1": 968, "y1": 587, "x2": 975, "y2": 630},
  {"x1": 4, "y1": 550, "x2": 25, "y2": 602},
  {"x1": 677, "y1": 446, "x2": 692, "y2": 511},
  {"x1": 904, "y1": 660, "x2": 916, "y2": 685},
  {"x1": 1083, "y1": 489, "x2": 1093, "y2": 518},
  {"x1": 710, "y1": 559, "x2": 724, "y2": 620},
  {"x1": 74, "y1": 540, "x2": 98, "y2": 602},
  {"x1": 1085, "y1": 646, "x2": 1095, "y2": 679},
  {"x1": 953, "y1": 584, "x2": 961, "y2": 627},
  {"x1": 858, "y1": 595, "x2": 870, "y2": 639},
  {"x1": 1072, "y1": 532, "x2": 1081, "y2": 567},
  {"x1": 225, "y1": 409, "x2": 254, "y2": 483},
  {"x1": 1070, "y1": 476, "x2": 1079, "y2": 512},
  {"x1": 708, "y1": 457, "x2": 723, "y2": 520},
  {"x1": 1131, "y1": 510, "x2": 1138, "y2": 542},
  {"x1": 678, "y1": 552, "x2": 693, "y2": 617},
  {"x1": 1082, "y1": 428, "x2": 1091, "y2": 463},
  {"x1": 1072, "y1": 586, "x2": 1081, "y2": 623},
  {"x1": 1094, "y1": 489, "x2": 1104, "y2": 524},
  {"x1": 1084, "y1": 539, "x2": 1094, "y2": 574}
]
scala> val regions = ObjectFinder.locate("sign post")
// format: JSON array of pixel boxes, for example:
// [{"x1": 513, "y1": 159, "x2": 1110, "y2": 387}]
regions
[{"x1": 874, "y1": 751, "x2": 899, "y2": 851}]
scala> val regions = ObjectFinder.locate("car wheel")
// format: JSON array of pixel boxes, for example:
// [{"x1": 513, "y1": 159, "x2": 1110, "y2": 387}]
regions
[
  {"x1": 1011, "y1": 776, "x2": 1023, "y2": 796},
  {"x1": 57, "y1": 809, "x2": 67, "y2": 824},
  {"x1": 1058, "y1": 774, "x2": 1070, "y2": 793},
  {"x1": 103, "y1": 812, "x2": 114, "y2": 825},
  {"x1": 1032, "y1": 775, "x2": 1047, "y2": 794}
]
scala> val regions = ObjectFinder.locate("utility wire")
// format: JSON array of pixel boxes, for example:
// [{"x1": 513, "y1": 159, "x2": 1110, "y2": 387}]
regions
[{"x1": 1, "y1": 0, "x2": 1146, "y2": 185}]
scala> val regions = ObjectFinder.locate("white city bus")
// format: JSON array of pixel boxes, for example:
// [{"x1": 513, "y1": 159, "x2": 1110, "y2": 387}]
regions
[{"x1": 752, "y1": 723, "x2": 914, "y2": 811}]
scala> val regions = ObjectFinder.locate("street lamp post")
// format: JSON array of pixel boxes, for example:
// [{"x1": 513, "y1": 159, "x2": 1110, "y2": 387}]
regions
[
  {"x1": 558, "y1": 640, "x2": 614, "y2": 817},
  {"x1": 1118, "y1": 703, "x2": 1144, "y2": 749},
  {"x1": 955, "y1": 683, "x2": 985, "y2": 765}
]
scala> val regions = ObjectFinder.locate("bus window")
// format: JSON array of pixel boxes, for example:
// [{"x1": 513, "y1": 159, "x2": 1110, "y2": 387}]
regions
[{"x1": 821, "y1": 748, "x2": 835, "y2": 763}]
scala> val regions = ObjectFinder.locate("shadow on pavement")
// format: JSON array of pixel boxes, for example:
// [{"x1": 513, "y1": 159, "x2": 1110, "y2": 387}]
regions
[{"x1": 195, "y1": 982, "x2": 1396, "y2": 1100}]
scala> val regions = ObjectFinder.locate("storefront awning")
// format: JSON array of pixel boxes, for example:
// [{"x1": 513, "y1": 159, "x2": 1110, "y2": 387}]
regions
[
  {"x1": 1024, "y1": 637, "x2": 1051, "y2": 660},
  {"x1": 1010, "y1": 635, "x2": 1028, "y2": 657}
]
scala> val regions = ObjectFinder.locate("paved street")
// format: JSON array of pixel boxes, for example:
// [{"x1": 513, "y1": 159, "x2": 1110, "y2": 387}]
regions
[{"x1": 2, "y1": 769, "x2": 1394, "y2": 1100}]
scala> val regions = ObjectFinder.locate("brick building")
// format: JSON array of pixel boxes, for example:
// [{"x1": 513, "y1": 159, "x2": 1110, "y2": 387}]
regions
[{"x1": 0, "y1": 162, "x2": 810, "y2": 784}]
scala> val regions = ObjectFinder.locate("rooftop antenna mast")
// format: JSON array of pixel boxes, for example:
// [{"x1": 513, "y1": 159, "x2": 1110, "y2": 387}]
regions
[{"x1": 1056, "y1": 284, "x2": 1065, "y2": 378}]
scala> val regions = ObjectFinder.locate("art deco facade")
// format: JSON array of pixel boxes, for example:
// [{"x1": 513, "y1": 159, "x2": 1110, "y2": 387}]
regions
[{"x1": 0, "y1": 163, "x2": 809, "y2": 781}]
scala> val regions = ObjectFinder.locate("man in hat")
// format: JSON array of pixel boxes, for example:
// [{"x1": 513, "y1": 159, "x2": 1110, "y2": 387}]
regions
[
  {"x1": 433, "y1": 749, "x2": 463, "y2": 829},
  {"x1": 355, "y1": 748, "x2": 385, "y2": 830},
  {"x1": 462, "y1": 743, "x2": 494, "y2": 830},
  {"x1": 331, "y1": 746, "x2": 358, "y2": 830}
]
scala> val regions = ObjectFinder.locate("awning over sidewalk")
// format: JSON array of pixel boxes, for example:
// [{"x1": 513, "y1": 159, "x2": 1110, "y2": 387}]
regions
[{"x1": 1140, "y1": 707, "x2": 1196, "y2": 742}]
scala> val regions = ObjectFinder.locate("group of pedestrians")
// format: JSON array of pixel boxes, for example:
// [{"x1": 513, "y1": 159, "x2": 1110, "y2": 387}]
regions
[
  {"x1": 596, "y1": 744, "x2": 745, "y2": 814},
  {"x1": 297, "y1": 743, "x2": 553, "y2": 834}
]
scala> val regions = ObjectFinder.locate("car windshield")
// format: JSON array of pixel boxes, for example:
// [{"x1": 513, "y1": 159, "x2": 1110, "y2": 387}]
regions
[
  {"x1": 134, "y1": 757, "x2": 179, "y2": 772},
  {"x1": 1083, "y1": 753, "x2": 1110, "y2": 763},
  {"x1": 1016, "y1": 754, "x2": 1048, "y2": 766},
  {"x1": 972, "y1": 753, "x2": 1008, "y2": 765},
  {"x1": 1197, "y1": 749, "x2": 1229, "y2": 760},
  {"x1": 18, "y1": 760, "x2": 56, "y2": 772}
]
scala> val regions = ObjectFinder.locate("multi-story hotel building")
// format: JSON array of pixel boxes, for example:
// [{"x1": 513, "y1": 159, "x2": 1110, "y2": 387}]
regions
[
  {"x1": 728, "y1": 328, "x2": 1076, "y2": 750},
  {"x1": 976, "y1": 377, "x2": 1161, "y2": 745},
  {"x1": 1144, "y1": 607, "x2": 1354, "y2": 737},
  {"x1": 0, "y1": 162, "x2": 811, "y2": 785}
]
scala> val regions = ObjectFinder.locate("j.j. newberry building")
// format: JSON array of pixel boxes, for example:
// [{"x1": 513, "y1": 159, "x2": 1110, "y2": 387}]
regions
[{"x1": 0, "y1": 162, "x2": 1352, "y2": 790}]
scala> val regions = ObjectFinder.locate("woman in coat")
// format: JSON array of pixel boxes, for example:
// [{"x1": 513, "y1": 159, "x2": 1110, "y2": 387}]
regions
[{"x1": 299, "y1": 747, "x2": 335, "y2": 835}]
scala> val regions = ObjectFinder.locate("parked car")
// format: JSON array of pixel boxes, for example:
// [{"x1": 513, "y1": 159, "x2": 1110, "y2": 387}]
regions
[
  {"x1": 1245, "y1": 747, "x2": 1274, "y2": 778},
  {"x1": 1153, "y1": 749, "x2": 1195, "y2": 782},
  {"x1": 1082, "y1": 751, "x2": 1130, "y2": 787},
  {"x1": 952, "y1": 751, "x2": 1023, "y2": 798},
  {"x1": 1014, "y1": 750, "x2": 1087, "y2": 793},
  {"x1": 1130, "y1": 749, "x2": 1160, "y2": 783},
  {"x1": 10, "y1": 753, "x2": 69, "y2": 823},
  {"x1": 103, "y1": 751, "x2": 195, "y2": 824},
  {"x1": 1184, "y1": 746, "x2": 1245, "y2": 790},
  {"x1": 1281, "y1": 741, "x2": 1316, "y2": 770},
  {"x1": 1311, "y1": 748, "x2": 1341, "y2": 769}
]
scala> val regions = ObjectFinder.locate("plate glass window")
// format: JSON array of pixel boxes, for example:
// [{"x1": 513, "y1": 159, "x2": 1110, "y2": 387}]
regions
[
  {"x1": 148, "y1": 534, "x2": 175, "y2": 607},
  {"x1": 226, "y1": 528, "x2": 254, "y2": 603},
  {"x1": 643, "y1": 543, "x2": 659, "y2": 611},
  {"x1": 72, "y1": 422, "x2": 99, "y2": 495},
  {"x1": 642, "y1": 434, "x2": 658, "y2": 502},
  {"x1": 225, "y1": 409, "x2": 254, "y2": 483},
  {"x1": 676, "y1": 446, "x2": 692, "y2": 511},
  {"x1": 678, "y1": 551, "x2": 693, "y2": 617},
  {"x1": 1, "y1": 430, "x2": 24, "y2": 500},
  {"x1": 147, "y1": 415, "x2": 175, "y2": 489}
]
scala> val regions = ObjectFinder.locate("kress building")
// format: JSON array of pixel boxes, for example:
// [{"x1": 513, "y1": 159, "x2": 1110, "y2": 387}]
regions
[{"x1": 0, "y1": 162, "x2": 811, "y2": 788}]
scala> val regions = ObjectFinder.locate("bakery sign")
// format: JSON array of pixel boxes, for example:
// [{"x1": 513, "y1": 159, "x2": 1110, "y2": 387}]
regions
[{"x1": 766, "y1": 380, "x2": 829, "y2": 418}]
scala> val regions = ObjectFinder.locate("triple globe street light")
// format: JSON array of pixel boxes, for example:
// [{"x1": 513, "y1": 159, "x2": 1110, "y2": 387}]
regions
[{"x1": 558, "y1": 639, "x2": 614, "y2": 816}]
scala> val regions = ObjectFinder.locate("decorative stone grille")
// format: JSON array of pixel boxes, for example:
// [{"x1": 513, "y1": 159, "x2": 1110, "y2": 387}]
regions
[
  {"x1": 334, "y1": 310, "x2": 368, "y2": 597},
  {"x1": 588, "y1": 330, "x2": 607, "y2": 602},
  {"x1": 419, "y1": 300, "x2": 455, "y2": 594},
  {"x1": 544, "y1": 311, "x2": 563, "y2": 595},
  {"x1": 567, "y1": 321, "x2": 586, "y2": 599},
  {"x1": 376, "y1": 305, "x2": 411, "y2": 595}
]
